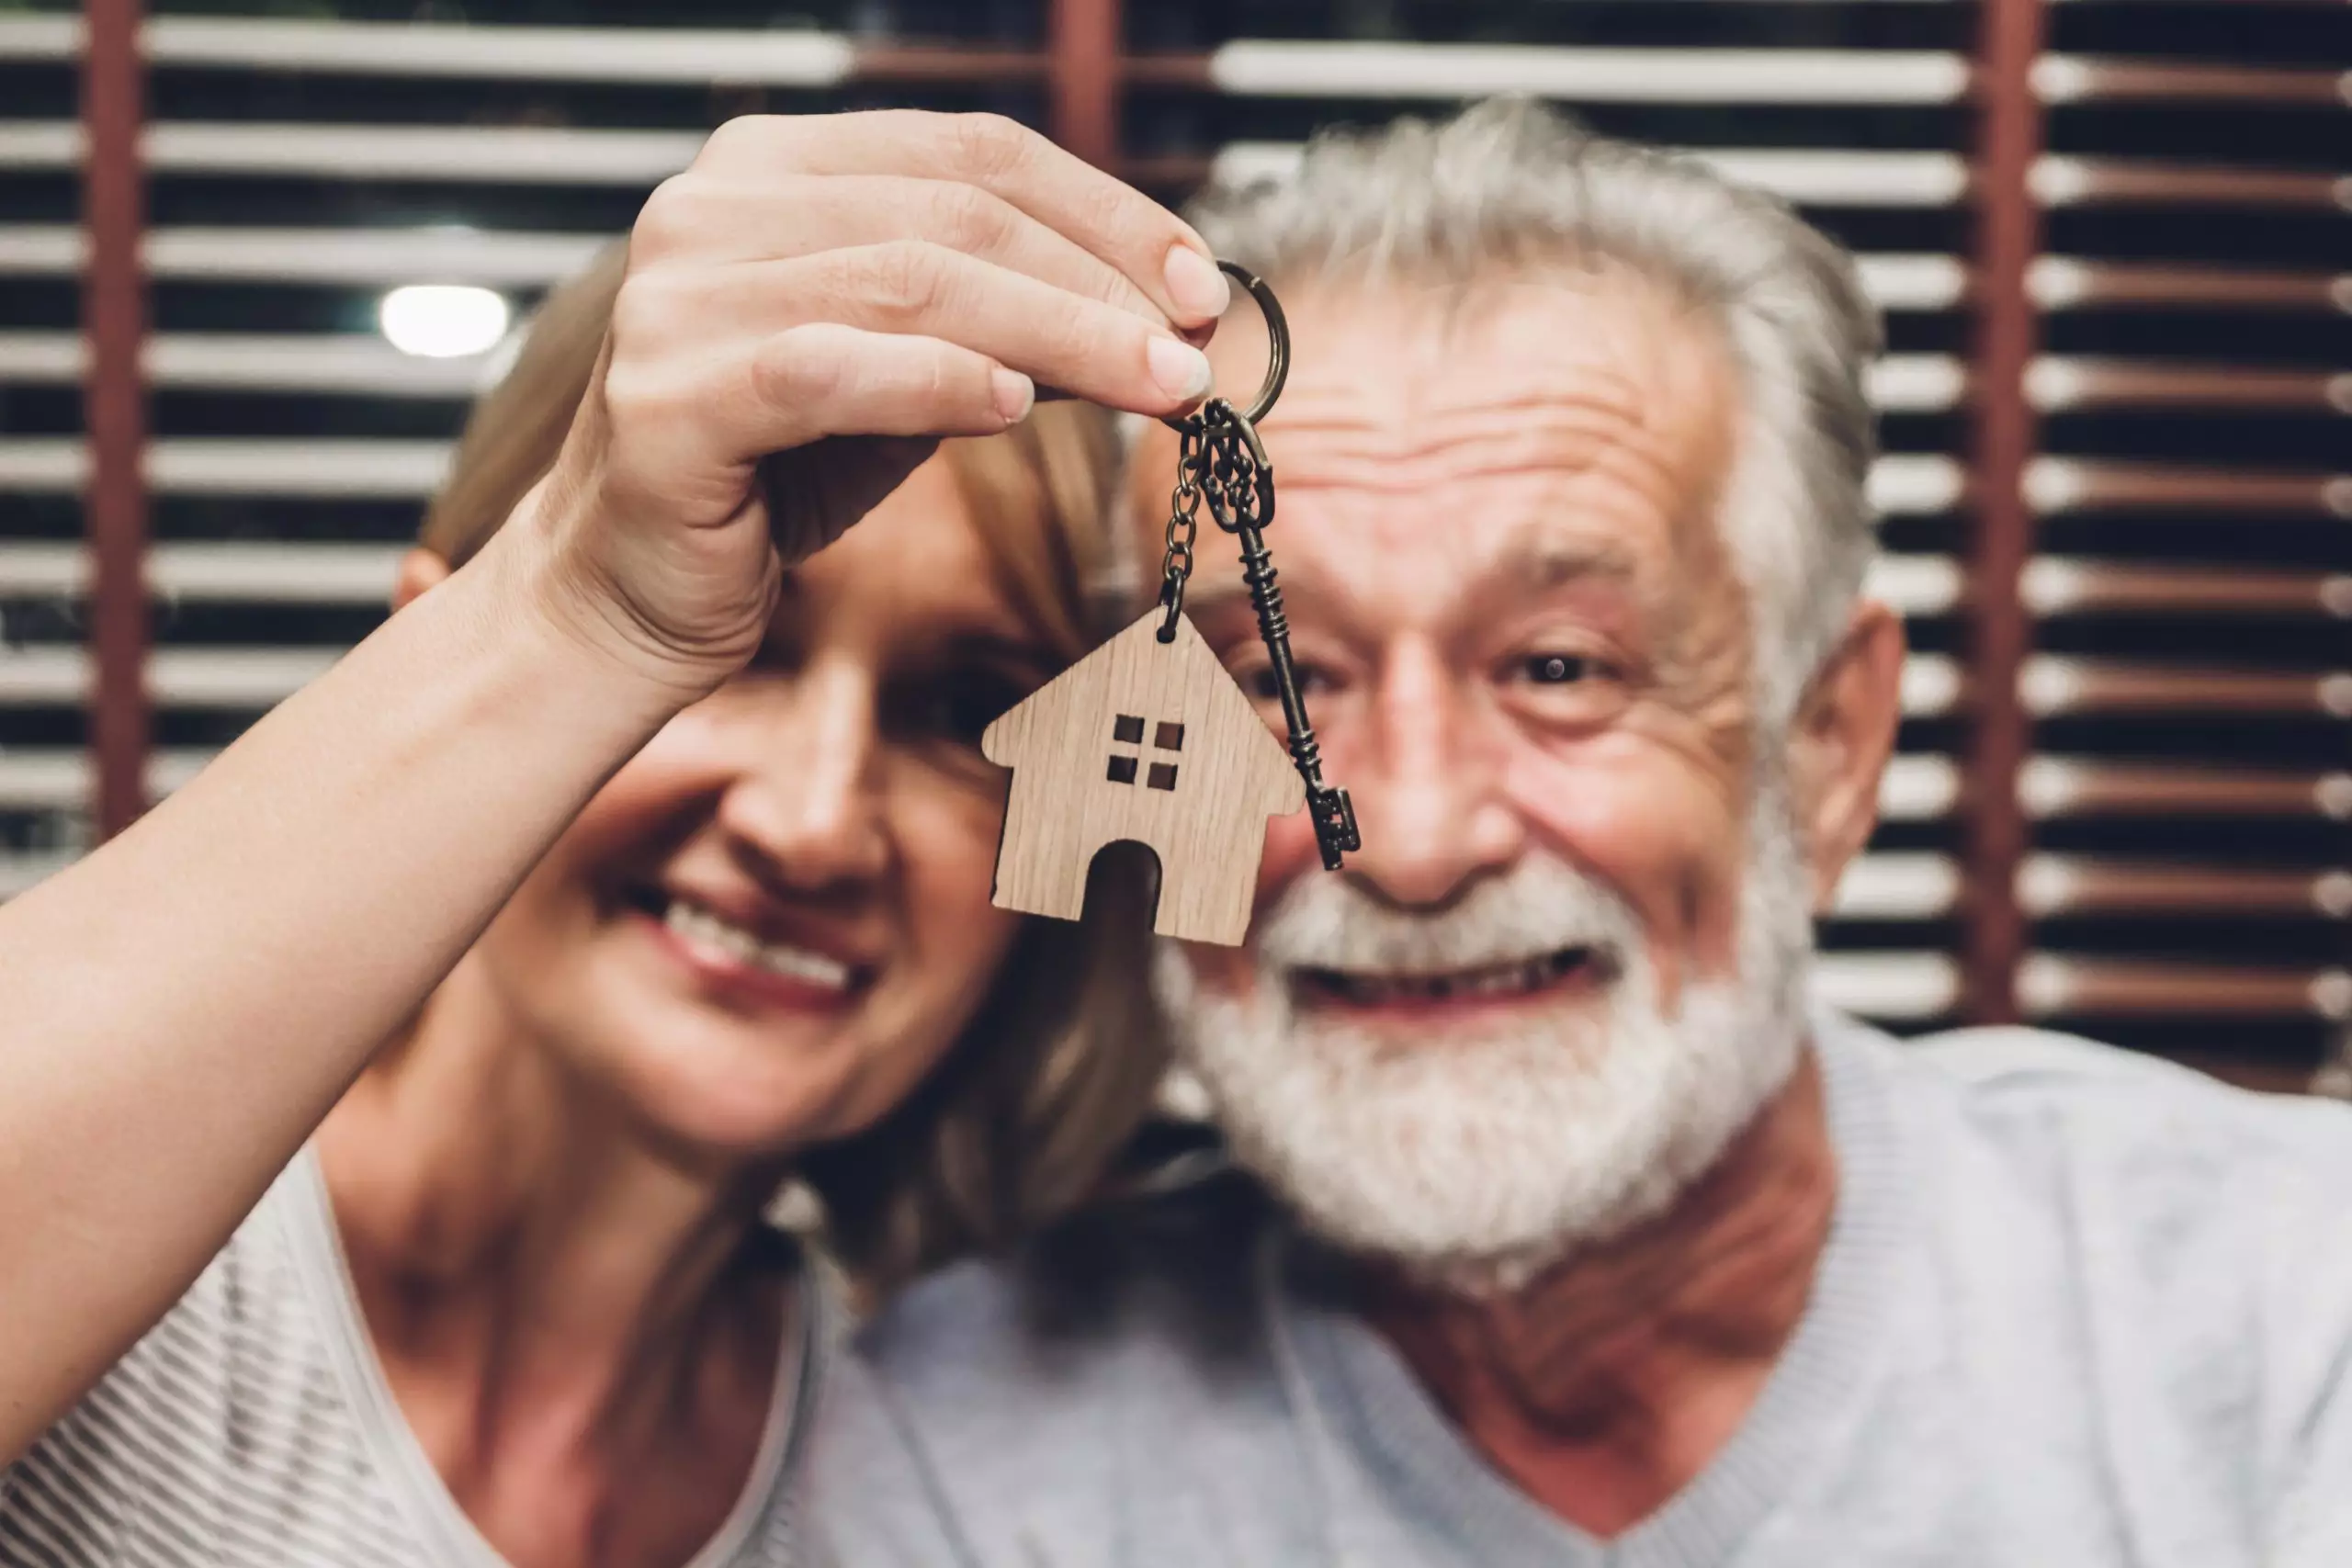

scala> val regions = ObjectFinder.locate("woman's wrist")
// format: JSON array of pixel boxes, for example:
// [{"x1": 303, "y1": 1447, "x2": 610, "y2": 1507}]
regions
[{"x1": 469, "y1": 479, "x2": 756, "y2": 722}]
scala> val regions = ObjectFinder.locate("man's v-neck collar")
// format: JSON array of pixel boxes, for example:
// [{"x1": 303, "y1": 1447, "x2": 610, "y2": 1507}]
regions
[{"x1": 1263, "y1": 1019, "x2": 1911, "y2": 1566}]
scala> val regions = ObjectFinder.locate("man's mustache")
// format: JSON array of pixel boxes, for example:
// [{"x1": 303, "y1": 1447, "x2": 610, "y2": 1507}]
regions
[{"x1": 1251, "y1": 855, "x2": 1641, "y2": 977}]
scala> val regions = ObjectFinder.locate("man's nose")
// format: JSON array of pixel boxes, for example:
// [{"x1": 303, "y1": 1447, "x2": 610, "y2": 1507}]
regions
[
  {"x1": 1342, "y1": 641, "x2": 1524, "y2": 909},
  {"x1": 713, "y1": 659, "x2": 890, "y2": 892}
]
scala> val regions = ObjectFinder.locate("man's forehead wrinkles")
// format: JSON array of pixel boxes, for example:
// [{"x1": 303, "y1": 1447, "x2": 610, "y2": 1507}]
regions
[
  {"x1": 1269, "y1": 372, "x2": 1654, "y2": 443},
  {"x1": 1138, "y1": 277, "x2": 1738, "y2": 641},
  {"x1": 1183, "y1": 516, "x2": 1647, "y2": 620},
  {"x1": 1267, "y1": 410, "x2": 1692, "y2": 499},
  {"x1": 1511, "y1": 535, "x2": 1641, "y2": 587}
]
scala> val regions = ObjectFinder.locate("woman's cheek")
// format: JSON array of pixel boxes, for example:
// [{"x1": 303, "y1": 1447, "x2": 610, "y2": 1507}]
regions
[
  {"x1": 820, "y1": 782, "x2": 1023, "y2": 1134},
  {"x1": 892, "y1": 773, "x2": 1026, "y2": 983}
]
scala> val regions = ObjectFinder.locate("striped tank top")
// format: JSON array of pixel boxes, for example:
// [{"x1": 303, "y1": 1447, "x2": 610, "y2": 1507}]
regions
[{"x1": 0, "y1": 1148, "x2": 820, "y2": 1567}]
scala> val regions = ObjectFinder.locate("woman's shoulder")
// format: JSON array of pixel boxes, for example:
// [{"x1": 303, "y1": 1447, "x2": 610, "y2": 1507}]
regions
[{"x1": 2, "y1": 1151, "x2": 428, "y2": 1564}]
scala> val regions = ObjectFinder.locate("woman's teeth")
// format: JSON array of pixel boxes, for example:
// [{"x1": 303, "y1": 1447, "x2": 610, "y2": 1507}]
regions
[
  {"x1": 1308, "y1": 948, "x2": 1589, "y2": 1006},
  {"x1": 662, "y1": 900, "x2": 852, "y2": 991}
]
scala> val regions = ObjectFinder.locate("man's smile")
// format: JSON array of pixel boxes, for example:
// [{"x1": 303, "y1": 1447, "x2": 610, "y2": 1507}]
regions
[{"x1": 1291, "y1": 946, "x2": 1610, "y2": 1015}]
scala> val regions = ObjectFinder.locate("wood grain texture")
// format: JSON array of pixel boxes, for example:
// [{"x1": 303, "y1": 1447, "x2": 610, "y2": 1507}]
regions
[{"x1": 984, "y1": 608, "x2": 1304, "y2": 945}]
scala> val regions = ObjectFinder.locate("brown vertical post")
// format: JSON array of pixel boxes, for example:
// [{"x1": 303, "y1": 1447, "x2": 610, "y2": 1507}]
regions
[
  {"x1": 1962, "y1": 0, "x2": 2048, "y2": 1023},
  {"x1": 82, "y1": 0, "x2": 150, "y2": 838},
  {"x1": 1047, "y1": 0, "x2": 1118, "y2": 167}
]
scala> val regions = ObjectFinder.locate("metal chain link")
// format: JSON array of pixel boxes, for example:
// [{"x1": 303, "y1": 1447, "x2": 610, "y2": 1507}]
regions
[
  {"x1": 1145, "y1": 265, "x2": 1359, "y2": 872},
  {"x1": 1156, "y1": 421, "x2": 1204, "y2": 638},
  {"x1": 1158, "y1": 401, "x2": 1251, "y2": 638}
]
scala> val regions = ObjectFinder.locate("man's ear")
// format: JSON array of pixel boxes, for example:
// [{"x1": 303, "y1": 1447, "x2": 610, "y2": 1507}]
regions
[
  {"x1": 392, "y1": 547, "x2": 453, "y2": 614},
  {"x1": 1784, "y1": 602, "x2": 1907, "y2": 911}
]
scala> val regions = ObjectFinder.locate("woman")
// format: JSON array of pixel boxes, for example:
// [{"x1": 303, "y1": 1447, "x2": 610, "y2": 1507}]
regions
[{"x1": 0, "y1": 111, "x2": 1232, "y2": 1565}]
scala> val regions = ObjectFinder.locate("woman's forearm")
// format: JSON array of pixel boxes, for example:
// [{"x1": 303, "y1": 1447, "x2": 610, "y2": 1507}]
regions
[
  {"x1": 0, "y1": 525, "x2": 688, "y2": 1461},
  {"x1": 0, "y1": 105, "x2": 1230, "y2": 1466}
]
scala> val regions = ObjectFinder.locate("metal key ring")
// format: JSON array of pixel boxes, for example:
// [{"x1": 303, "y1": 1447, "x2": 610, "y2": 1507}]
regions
[{"x1": 1161, "y1": 259, "x2": 1289, "y2": 432}]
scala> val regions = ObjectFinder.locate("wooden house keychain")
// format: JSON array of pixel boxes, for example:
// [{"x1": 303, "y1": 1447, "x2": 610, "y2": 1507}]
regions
[{"x1": 982, "y1": 262, "x2": 1360, "y2": 946}]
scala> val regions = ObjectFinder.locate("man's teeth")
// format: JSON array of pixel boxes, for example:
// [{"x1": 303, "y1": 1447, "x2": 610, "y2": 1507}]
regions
[
  {"x1": 662, "y1": 900, "x2": 851, "y2": 991},
  {"x1": 1310, "y1": 950, "x2": 1586, "y2": 1005}
]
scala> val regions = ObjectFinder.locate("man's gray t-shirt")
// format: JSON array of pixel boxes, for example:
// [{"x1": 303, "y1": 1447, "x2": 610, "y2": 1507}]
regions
[{"x1": 807, "y1": 1016, "x2": 2352, "y2": 1566}]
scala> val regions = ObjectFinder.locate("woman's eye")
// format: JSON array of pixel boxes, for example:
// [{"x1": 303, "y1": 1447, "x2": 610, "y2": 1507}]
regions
[
  {"x1": 745, "y1": 635, "x2": 799, "y2": 674},
  {"x1": 892, "y1": 671, "x2": 1026, "y2": 748},
  {"x1": 1523, "y1": 653, "x2": 1590, "y2": 684},
  {"x1": 1244, "y1": 661, "x2": 1336, "y2": 702}
]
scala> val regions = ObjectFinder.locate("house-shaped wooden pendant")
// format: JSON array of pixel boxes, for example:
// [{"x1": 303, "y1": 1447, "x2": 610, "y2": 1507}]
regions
[{"x1": 982, "y1": 608, "x2": 1306, "y2": 946}]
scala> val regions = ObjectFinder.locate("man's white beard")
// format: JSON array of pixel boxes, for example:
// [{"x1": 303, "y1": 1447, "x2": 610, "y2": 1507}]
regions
[{"x1": 1151, "y1": 791, "x2": 1818, "y2": 1296}]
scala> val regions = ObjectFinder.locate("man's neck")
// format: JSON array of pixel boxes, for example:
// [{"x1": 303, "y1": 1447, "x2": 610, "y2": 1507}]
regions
[{"x1": 1367, "y1": 1050, "x2": 1836, "y2": 1540}]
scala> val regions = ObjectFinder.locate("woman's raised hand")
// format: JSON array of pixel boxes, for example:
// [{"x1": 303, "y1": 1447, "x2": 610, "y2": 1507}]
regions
[
  {"x1": 0, "y1": 109, "x2": 1239, "y2": 1461},
  {"x1": 515, "y1": 110, "x2": 1230, "y2": 696}
]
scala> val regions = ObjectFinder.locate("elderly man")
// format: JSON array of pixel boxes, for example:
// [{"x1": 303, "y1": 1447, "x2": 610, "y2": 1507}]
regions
[{"x1": 808, "y1": 100, "x2": 2352, "y2": 1564}]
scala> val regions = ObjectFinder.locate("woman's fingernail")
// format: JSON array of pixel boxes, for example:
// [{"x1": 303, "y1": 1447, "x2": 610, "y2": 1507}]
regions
[
  {"x1": 1147, "y1": 336, "x2": 1215, "y2": 403},
  {"x1": 1163, "y1": 245, "x2": 1232, "y2": 321},
  {"x1": 991, "y1": 367, "x2": 1035, "y2": 423}
]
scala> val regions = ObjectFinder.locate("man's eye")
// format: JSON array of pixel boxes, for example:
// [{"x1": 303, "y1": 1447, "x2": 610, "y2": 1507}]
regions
[{"x1": 1523, "y1": 653, "x2": 1590, "y2": 684}]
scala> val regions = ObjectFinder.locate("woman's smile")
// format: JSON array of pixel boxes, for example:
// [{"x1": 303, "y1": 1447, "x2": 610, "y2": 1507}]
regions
[
  {"x1": 625, "y1": 886, "x2": 870, "y2": 1016},
  {"x1": 0, "y1": 110, "x2": 1202, "y2": 1568}
]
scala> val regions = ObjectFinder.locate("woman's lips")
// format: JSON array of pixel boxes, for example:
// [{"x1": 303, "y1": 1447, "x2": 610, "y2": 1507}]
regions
[{"x1": 633, "y1": 896, "x2": 865, "y2": 1014}]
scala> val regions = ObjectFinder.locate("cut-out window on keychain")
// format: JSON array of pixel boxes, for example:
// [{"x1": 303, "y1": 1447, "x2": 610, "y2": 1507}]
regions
[
  {"x1": 978, "y1": 261, "x2": 1359, "y2": 946},
  {"x1": 1108, "y1": 716, "x2": 1183, "y2": 790}
]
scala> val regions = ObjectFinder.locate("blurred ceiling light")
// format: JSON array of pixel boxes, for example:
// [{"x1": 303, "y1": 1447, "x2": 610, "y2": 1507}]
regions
[{"x1": 379, "y1": 284, "x2": 508, "y2": 359}]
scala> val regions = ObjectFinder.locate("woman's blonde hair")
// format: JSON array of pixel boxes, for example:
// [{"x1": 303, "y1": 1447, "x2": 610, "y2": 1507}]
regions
[{"x1": 423, "y1": 251, "x2": 1166, "y2": 1291}]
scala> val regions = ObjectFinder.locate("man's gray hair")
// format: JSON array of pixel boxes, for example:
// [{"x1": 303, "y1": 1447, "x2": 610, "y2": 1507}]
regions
[{"x1": 1187, "y1": 98, "x2": 1883, "y2": 723}]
